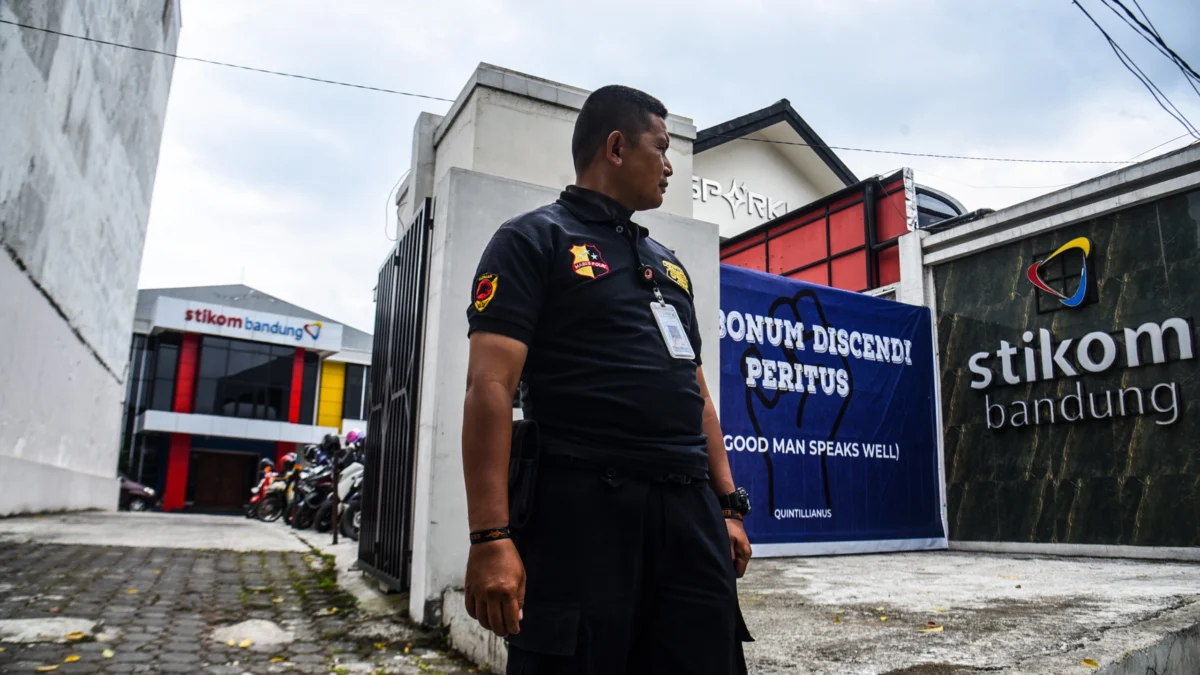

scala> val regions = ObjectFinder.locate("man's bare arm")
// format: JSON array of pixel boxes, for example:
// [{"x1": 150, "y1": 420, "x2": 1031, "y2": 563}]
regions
[
  {"x1": 463, "y1": 331, "x2": 528, "y2": 530},
  {"x1": 698, "y1": 367, "x2": 735, "y2": 496},
  {"x1": 698, "y1": 366, "x2": 752, "y2": 577},
  {"x1": 462, "y1": 331, "x2": 528, "y2": 637}
]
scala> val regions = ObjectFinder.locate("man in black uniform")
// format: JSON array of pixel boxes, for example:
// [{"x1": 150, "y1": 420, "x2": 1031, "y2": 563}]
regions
[{"x1": 461, "y1": 85, "x2": 753, "y2": 674}]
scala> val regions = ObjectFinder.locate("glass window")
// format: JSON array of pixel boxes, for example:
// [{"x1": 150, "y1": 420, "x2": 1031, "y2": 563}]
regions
[
  {"x1": 193, "y1": 335, "x2": 296, "y2": 421},
  {"x1": 148, "y1": 334, "x2": 180, "y2": 411},
  {"x1": 298, "y1": 352, "x2": 319, "y2": 425},
  {"x1": 343, "y1": 364, "x2": 366, "y2": 420}
]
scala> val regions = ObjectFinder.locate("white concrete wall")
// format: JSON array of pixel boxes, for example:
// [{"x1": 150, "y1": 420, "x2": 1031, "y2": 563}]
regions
[
  {"x1": 430, "y1": 66, "x2": 697, "y2": 219},
  {"x1": 0, "y1": 0, "x2": 179, "y2": 514},
  {"x1": 692, "y1": 134, "x2": 825, "y2": 239},
  {"x1": 408, "y1": 168, "x2": 720, "y2": 624},
  {"x1": 0, "y1": 252, "x2": 123, "y2": 514}
]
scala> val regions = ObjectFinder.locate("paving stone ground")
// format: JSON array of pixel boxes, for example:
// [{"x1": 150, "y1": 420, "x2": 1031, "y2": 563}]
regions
[{"x1": 0, "y1": 542, "x2": 478, "y2": 674}]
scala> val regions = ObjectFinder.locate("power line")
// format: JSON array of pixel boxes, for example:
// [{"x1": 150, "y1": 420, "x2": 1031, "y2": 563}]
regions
[
  {"x1": 1099, "y1": 0, "x2": 1200, "y2": 103},
  {"x1": 710, "y1": 133, "x2": 1136, "y2": 165},
  {"x1": 0, "y1": 17, "x2": 1180, "y2": 166},
  {"x1": 1072, "y1": 1, "x2": 1200, "y2": 140},
  {"x1": 0, "y1": 18, "x2": 455, "y2": 103}
]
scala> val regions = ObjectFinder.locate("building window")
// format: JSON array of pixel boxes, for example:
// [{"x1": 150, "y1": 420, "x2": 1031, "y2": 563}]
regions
[
  {"x1": 298, "y1": 352, "x2": 320, "y2": 425},
  {"x1": 148, "y1": 333, "x2": 181, "y2": 411},
  {"x1": 193, "y1": 336, "x2": 295, "y2": 420},
  {"x1": 342, "y1": 364, "x2": 369, "y2": 421}
]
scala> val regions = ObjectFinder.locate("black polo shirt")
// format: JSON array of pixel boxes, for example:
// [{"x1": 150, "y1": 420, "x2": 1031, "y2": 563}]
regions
[{"x1": 467, "y1": 186, "x2": 708, "y2": 477}]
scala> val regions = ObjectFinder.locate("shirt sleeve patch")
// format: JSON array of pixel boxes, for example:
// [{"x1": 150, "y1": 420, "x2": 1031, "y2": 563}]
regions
[
  {"x1": 662, "y1": 260, "x2": 690, "y2": 294},
  {"x1": 474, "y1": 274, "x2": 498, "y2": 311}
]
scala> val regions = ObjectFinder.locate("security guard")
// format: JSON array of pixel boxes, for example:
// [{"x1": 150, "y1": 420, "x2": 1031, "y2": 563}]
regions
[{"x1": 461, "y1": 85, "x2": 753, "y2": 674}]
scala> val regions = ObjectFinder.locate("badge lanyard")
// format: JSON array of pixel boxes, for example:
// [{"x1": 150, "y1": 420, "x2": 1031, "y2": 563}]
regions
[{"x1": 627, "y1": 225, "x2": 695, "y2": 361}]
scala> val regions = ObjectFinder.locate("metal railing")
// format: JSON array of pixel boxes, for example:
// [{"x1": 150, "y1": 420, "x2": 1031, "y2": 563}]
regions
[{"x1": 357, "y1": 199, "x2": 433, "y2": 591}]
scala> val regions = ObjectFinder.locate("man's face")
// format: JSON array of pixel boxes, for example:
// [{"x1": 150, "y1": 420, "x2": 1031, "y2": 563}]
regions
[{"x1": 619, "y1": 114, "x2": 673, "y2": 211}]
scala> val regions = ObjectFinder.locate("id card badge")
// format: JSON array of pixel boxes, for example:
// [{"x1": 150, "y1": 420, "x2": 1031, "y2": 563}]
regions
[{"x1": 650, "y1": 301, "x2": 696, "y2": 360}]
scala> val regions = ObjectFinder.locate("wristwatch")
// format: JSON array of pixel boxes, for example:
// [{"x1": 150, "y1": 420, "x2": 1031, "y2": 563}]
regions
[{"x1": 718, "y1": 487, "x2": 751, "y2": 520}]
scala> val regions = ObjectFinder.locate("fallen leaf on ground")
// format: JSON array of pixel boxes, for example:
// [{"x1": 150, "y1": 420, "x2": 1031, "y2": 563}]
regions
[
  {"x1": 35, "y1": 667, "x2": 59, "y2": 672},
  {"x1": 0, "y1": 647, "x2": 5, "y2": 653},
  {"x1": 102, "y1": 650, "x2": 114, "y2": 659},
  {"x1": 832, "y1": 616, "x2": 841, "y2": 624},
  {"x1": 404, "y1": 644, "x2": 412, "y2": 654},
  {"x1": 925, "y1": 621, "x2": 939, "y2": 628},
  {"x1": 1000, "y1": 575, "x2": 1020, "y2": 580},
  {"x1": 154, "y1": 569, "x2": 161, "y2": 575},
  {"x1": 326, "y1": 607, "x2": 339, "y2": 615},
  {"x1": 875, "y1": 606, "x2": 885, "y2": 611},
  {"x1": 832, "y1": 609, "x2": 845, "y2": 614},
  {"x1": 272, "y1": 597, "x2": 284, "y2": 604},
  {"x1": 880, "y1": 616, "x2": 888, "y2": 622},
  {"x1": 226, "y1": 640, "x2": 236, "y2": 647},
  {"x1": 47, "y1": 607, "x2": 59, "y2": 613},
  {"x1": 64, "y1": 656, "x2": 80, "y2": 663},
  {"x1": 1081, "y1": 659, "x2": 1100, "y2": 669},
  {"x1": 127, "y1": 589, "x2": 138, "y2": 594},
  {"x1": 375, "y1": 642, "x2": 387, "y2": 650},
  {"x1": 918, "y1": 626, "x2": 944, "y2": 633},
  {"x1": 271, "y1": 656, "x2": 285, "y2": 663},
  {"x1": 239, "y1": 639, "x2": 253, "y2": 648},
  {"x1": 932, "y1": 607, "x2": 948, "y2": 612},
  {"x1": 1016, "y1": 585, "x2": 1022, "y2": 589},
  {"x1": 65, "y1": 632, "x2": 85, "y2": 641}
]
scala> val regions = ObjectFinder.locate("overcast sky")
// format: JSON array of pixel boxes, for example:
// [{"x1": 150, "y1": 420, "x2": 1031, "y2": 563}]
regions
[{"x1": 138, "y1": 0, "x2": 1200, "y2": 333}]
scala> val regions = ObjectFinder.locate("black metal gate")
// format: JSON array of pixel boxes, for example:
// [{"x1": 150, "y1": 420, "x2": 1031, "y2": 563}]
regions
[{"x1": 358, "y1": 198, "x2": 433, "y2": 591}]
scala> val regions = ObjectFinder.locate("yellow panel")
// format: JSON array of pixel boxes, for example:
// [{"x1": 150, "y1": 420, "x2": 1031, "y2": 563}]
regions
[{"x1": 317, "y1": 361, "x2": 345, "y2": 430}]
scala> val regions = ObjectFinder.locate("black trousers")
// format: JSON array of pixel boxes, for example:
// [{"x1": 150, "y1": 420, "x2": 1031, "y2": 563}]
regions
[{"x1": 505, "y1": 461, "x2": 750, "y2": 675}]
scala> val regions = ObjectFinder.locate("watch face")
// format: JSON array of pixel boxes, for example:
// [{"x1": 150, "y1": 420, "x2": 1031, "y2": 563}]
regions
[{"x1": 735, "y1": 487, "x2": 751, "y2": 515}]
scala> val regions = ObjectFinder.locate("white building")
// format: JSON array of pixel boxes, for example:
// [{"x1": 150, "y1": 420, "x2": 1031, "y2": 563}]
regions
[{"x1": 0, "y1": 0, "x2": 182, "y2": 515}]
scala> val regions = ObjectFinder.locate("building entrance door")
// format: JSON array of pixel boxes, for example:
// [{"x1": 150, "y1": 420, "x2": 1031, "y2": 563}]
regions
[{"x1": 189, "y1": 450, "x2": 258, "y2": 512}]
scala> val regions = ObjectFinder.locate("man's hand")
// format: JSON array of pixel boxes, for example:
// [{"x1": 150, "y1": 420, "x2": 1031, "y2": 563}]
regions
[
  {"x1": 464, "y1": 539, "x2": 526, "y2": 637},
  {"x1": 727, "y1": 518, "x2": 752, "y2": 578}
]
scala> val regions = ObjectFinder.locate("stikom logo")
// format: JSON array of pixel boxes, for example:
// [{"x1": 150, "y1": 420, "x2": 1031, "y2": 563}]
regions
[
  {"x1": 185, "y1": 309, "x2": 322, "y2": 342},
  {"x1": 1026, "y1": 237, "x2": 1090, "y2": 308}
]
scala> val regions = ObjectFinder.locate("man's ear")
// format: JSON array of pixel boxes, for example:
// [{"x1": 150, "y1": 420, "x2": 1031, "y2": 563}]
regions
[{"x1": 605, "y1": 130, "x2": 624, "y2": 167}]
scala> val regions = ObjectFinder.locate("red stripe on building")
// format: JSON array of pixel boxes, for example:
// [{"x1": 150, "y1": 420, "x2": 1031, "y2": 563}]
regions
[
  {"x1": 163, "y1": 333, "x2": 201, "y2": 511},
  {"x1": 173, "y1": 333, "x2": 201, "y2": 414},
  {"x1": 288, "y1": 348, "x2": 305, "y2": 423},
  {"x1": 162, "y1": 433, "x2": 191, "y2": 512}
]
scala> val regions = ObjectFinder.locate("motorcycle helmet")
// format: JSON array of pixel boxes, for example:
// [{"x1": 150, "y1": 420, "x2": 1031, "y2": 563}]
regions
[
  {"x1": 281, "y1": 452, "x2": 297, "y2": 473},
  {"x1": 303, "y1": 444, "x2": 322, "y2": 464},
  {"x1": 259, "y1": 458, "x2": 275, "y2": 472},
  {"x1": 345, "y1": 429, "x2": 364, "y2": 446}
]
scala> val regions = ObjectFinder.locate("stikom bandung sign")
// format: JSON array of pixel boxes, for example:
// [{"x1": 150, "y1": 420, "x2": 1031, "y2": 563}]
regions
[
  {"x1": 150, "y1": 297, "x2": 344, "y2": 352},
  {"x1": 970, "y1": 237, "x2": 1191, "y2": 430}
]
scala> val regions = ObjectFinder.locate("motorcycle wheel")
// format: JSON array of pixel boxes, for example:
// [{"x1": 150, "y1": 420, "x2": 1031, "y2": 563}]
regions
[
  {"x1": 129, "y1": 498, "x2": 149, "y2": 512},
  {"x1": 258, "y1": 495, "x2": 284, "y2": 523},
  {"x1": 313, "y1": 500, "x2": 333, "y2": 533},
  {"x1": 292, "y1": 506, "x2": 315, "y2": 531},
  {"x1": 340, "y1": 500, "x2": 361, "y2": 541}
]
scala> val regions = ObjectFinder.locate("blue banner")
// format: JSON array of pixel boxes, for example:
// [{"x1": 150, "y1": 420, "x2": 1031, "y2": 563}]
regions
[{"x1": 719, "y1": 265, "x2": 945, "y2": 556}]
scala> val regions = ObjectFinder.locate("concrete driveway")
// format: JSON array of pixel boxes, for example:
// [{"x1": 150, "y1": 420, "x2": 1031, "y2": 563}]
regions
[{"x1": 0, "y1": 511, "x2": 310, "y2": 551}]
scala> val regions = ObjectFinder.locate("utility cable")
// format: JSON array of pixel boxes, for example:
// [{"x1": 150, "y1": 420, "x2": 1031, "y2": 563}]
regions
[
  {"x1": 1, "y1": 17, "x2": 1182, "y2": 165},
  {"x1": 1072, "y1": 1, "x2": 1200, "y2": 140},
  {"x1": 1099, "y1": 0, "x2": 1200, "y2": 103},
  {"x1": 0, "y1": 18, "x2": 455, "y2": 103}
]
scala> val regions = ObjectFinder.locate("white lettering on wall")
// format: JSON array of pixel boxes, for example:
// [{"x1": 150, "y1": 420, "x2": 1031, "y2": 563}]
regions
[{"x1": 692, "y1": 176, "x2": 787, "y2": 220}]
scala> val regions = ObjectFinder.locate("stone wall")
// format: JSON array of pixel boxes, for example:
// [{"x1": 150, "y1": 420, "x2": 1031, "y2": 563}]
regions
[
  {"x1": 0, "y1": 0, "x2": 180, "y2": 514},
  {"x1": 934, "y1": 188, "x2": 1200, "y2": 547}
]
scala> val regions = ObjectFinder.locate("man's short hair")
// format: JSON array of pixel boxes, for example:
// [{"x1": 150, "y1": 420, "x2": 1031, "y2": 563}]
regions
[{"x1": 571, "y1": 85, "x2": 668, "y2": 173}]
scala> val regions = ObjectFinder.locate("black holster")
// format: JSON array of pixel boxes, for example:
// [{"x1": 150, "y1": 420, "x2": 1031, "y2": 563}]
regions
[{"x1": 508, "y1": 419, "x2": 541, "y2": 530}]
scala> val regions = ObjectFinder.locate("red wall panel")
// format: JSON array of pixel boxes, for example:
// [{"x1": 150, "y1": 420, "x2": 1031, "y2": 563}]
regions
[
  {"x1": 789, "y1": 264, "x2": 829, "y2": 287},
  {"x1": 877, "y1": 190, "x2": 909, "y2": 241},
  {"x1": 173, "y1": 333, "x2": 200, "y2": 414},
  {"x1": 832, "y1": 253, "x2": 868, "y2": 292},
  {"x1": 721, "y1": 245, "x2": 767, "y2": 272},
  {"x1": 829, "y1": 203, "x2": 866, "y2": 254},
  {"x1": 770, "y1": 221, "x2": 826, "y2": 274},
  {"x1": 878, "y1": 246, "x2": 901, "y2": 286}
]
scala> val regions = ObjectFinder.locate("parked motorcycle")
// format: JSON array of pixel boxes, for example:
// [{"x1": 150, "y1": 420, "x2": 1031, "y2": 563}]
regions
[
  {"x1": 314, "y1": 442, "x2": 364, "y2": 534},
  {"x1": 245, "y1": 459, "x2": 276, "y2": 519},
  {"x1": 118, "y1": 474, "x2": 158, "y2": 512}
]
